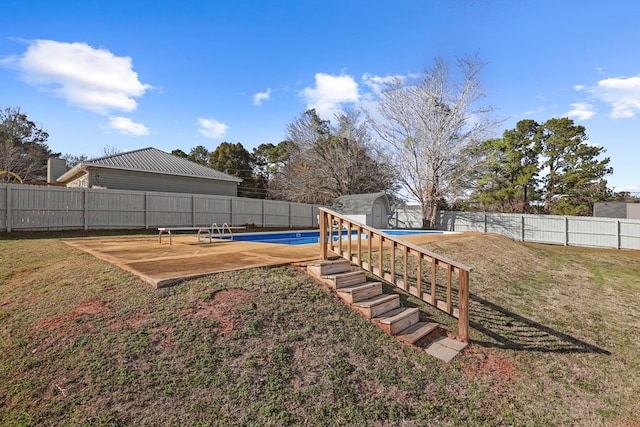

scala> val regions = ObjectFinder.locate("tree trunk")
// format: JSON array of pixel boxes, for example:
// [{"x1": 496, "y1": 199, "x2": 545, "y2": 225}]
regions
[{"x1": 421, "y1": 199, "x2": 438, "y2": 229}]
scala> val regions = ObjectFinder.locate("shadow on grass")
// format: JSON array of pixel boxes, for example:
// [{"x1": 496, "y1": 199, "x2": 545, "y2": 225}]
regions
[
  {"x1": 377, "y1": 279, "x2": 609, "y2": 355},
  {"x1": 468, "y1": 293, "x2": 610, "y2": 355}
]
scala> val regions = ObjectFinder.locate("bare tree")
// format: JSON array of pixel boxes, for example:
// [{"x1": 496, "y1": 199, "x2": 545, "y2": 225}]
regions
[
  {"x1": 368, "y1": 55, "x2": 498, "y2": 228},
  {"x1": 271, "y1": 109, "x2": 397, "y2": 204},
  {"x1": 101, "y1": 145, "x2": 122, "y2": 157}
]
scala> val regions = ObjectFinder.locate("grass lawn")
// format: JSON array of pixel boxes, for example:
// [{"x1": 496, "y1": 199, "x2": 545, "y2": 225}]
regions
[{"x1": 0, "y1": 232, "x2": 638, "y2": 426}]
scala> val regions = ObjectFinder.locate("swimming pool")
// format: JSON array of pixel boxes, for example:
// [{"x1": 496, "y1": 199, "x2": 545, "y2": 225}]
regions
[{"x1": 226, "y1": 229, "x2": 444, "y2": 245}]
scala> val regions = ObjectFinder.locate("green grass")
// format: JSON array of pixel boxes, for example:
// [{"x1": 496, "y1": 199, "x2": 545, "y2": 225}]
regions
[{"x1": 0, "y1": 232, "x2": 638, "y2": 426}]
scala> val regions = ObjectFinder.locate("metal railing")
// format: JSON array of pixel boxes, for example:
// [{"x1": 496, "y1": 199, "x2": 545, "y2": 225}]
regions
[{"x1": 319, "y1": 207, "x2": 471, "y2": 342}]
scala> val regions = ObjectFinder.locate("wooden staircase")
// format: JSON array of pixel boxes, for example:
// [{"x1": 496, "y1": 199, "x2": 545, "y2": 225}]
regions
[{"x1": 306, "y1": 259, "x2": 441, "y2": 346}]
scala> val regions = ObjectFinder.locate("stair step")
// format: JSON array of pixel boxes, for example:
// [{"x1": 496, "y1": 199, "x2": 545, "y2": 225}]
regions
[
  {"x1": 323, "y1": 270, "x2": 367, "y2": 288},
  {"x1": 395, "y1": 321, "x2": 440, "y2": 345},
  {"x1": 353, "y1": 294, "x2": 400, "y2": 318},
  {"x1": 307, "y1": 260, "x2": 351, "y2": 277},
  {"x1": 335, "y1": 282, "x2": 382, "y2": 303},
  {"x1": 374, "y1": 307, "x2": 420, "y2": 335}
]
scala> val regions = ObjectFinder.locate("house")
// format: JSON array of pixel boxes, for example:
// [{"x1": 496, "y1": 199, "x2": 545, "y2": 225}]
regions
[
  {"x1": 332, "y1": 192, "x2": 391, "y2": 229},
  {"x1": 53, "y1": 147, "x2": 242, "y2": 196}
]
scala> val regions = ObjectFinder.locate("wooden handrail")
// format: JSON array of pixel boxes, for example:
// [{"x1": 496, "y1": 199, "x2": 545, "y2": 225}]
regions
[{"x1": 319, "y1": 207, "x2": 471, "y2": 342}]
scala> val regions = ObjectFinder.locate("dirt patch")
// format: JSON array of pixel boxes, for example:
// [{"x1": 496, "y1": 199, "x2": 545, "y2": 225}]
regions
[
  {"x1": 31, "y1": 300, "x2": 109, "y2": 333},
  {"x1": 108, "y1": 312, "x2": 150, "y2": 331},
  {"x1": 461, "y1": 346, "x2": 518, "y2": 389},
  {"x1": 183, "y1": 289, "x2": 254, "y2": 336}
]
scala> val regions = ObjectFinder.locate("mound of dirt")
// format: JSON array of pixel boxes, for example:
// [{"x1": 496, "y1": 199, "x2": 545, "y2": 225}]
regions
[{"x1": 419, "y1": 233, "x2": 549, "y2": 284}]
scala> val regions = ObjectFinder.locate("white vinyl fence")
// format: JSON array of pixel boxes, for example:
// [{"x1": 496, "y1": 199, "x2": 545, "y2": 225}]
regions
[
  {"x1": 0, "y1": 184, "x2": 319, "y2": 232},
  {"x1": 437, "y1": 210, "x2": 640, "y2": 250}
]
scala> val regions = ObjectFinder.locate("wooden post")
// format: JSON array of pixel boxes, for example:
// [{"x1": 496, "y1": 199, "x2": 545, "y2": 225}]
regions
[
  {"x1": 403, "y1": 246, "x2": 408, "y2": 291},
  {"x1": 378, "y1": 234, "x2": 384, "y2": 277},
  {"x1": 320, "y1": 210, "x2": 327, "y2": 260},
  {"x1": 338, "y1": 218, "x2": 343, "y2": 255},
  {"x1": 431, "y1": 259, "x2": 437, "y2": 305},
  {"x1": 347, "y1": 222, "x2": 352, "y2": 260},
  {"x1": 416, "y1": 254, "x2": 422, "y2": 299},
  {"x1": 367, "y1": 230, "x2": 372, "y2": 270},
  {"x1": 328, "y1": 213, "x2": 335, "y2": 254},
  {"x1": 390, "y1": 241, "x2": 396, "y2": 285},
  {"x1": 356, "y1": 225, "x2": 362, "y2": 266},
  {"x1": 446, "y1": 265, "x2": 452, "y2": 314},
  {"x1": 458, "y1": 269, "x2": 470, "y2": 343}
]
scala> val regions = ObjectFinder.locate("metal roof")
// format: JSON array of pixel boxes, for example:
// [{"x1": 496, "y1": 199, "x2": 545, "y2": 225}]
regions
[
  {"x1": 57, "y1": 147, "x2": 242, "y2": 183},
  {"x1": 332, "y1": 192, "x2": 390, "y2": 214}
]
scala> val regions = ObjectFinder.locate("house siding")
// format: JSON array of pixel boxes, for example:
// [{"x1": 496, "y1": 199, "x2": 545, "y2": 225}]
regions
[{"x1": 90, "y1": 168, "x2": 238, "y2": 196}]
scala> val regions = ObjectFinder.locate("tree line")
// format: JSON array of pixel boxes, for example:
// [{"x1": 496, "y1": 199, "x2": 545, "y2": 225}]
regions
[{"x1": 1, "y1": 54, "x2": 629, "y2": 225}]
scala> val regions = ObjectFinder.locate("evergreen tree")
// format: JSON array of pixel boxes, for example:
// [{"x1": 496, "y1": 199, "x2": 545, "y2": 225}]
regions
[
  {"x1": 538, "y1": 118, "x2": 612, "y2": 215},
  {"x1": 472, "y1": 120, "x2": 540, "y2": 212},
  {"x1": 471, "y1": 117, "x2": 613, "y2": 215},
  {"x1": 210, "y1": 142, "x2": 266, "y2": 198}
]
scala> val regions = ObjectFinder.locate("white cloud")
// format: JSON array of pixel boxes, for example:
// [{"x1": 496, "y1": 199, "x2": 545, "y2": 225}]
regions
[
  {"x1": 523, "y1": 106, "x2": 546, "y2": 116},
  {"x1": 6, "y1": 39, "x2": 152, "y2": 114},
  {"x1": 592, "y1": 74, "x2": 640, "y2": 118},
  {"x1": 253, "y1": 88, "x2": 271, "y2": 106},
  {"x1": 198, "y1": 117, "x2": 228, "y2": 139},
  {"x1": 567, "y1": 103, "x2": 595, "y2": 120},
  {"x1": 300, "y1": 73, "x2": 359, "y2": 119},
  {"x1": 107, "y1": 117, "x2": 150, "y2": 136},
  {"x1": 573, "y1": 84, "x2": 585, "y2": 91},
  {"x1": 362, "y1": 73, "x2": 405, "y2": 95}
]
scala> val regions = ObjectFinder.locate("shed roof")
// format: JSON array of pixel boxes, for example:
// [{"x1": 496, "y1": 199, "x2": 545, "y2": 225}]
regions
[
  {"x1": 57, "y1": 147, "x2": 242, "y2": 183},
  {"x1": 332, "y1": 192, "x2": 390, "y2": 214}
]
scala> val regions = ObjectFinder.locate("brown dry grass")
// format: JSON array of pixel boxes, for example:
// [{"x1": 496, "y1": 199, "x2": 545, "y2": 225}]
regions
[{"x1": 1, "y1": 232, "x2": 639, "y2": 426}]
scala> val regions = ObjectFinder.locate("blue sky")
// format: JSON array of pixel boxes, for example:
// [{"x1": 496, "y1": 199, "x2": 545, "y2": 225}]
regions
[{"x1": 1, "y1": 0, "x2": 639, "y2": 193}]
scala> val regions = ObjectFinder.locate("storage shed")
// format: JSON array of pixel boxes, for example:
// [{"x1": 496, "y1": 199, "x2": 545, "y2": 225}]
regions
[
  {"x1": 54, "y1": 147, "x2": 242, "y2": 196},
  {"x1": 332, "y1": 192, "x2": 391, "y2": 229},
  {"x1": 593, "y1": 202, "x2": 640, "y2": 220}
]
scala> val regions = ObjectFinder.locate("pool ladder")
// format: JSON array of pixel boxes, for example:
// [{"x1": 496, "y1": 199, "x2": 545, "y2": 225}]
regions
[{"x1": 197, "y1": 223, "x2": 235, "y2": 242}]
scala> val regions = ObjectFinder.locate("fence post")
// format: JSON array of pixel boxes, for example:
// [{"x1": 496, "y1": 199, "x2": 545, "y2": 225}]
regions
[
  {"x1": 6, "y1": 185, "x2": 11, "y2": 232},
  {"x1": 84, "y1": 188, "x2": 89, "y2": 230},
  {"x1": 230, "y1": 197, "x2": 234, "y2": 226},
  {"x1": 483, "y1": 213, "x2": 487, "y2": 233},
  {"x1": 145, "y1": 192, "x2": 149, "y2": 229},
  {"x1": 565, "y1": 216, "x2": 569, "y2": 246},
  {"x1": 617, "y1": 220, "x2": 621, "y2": 249},
  {"x1": 191, "y1": 195, "x2": 196, "y2": 226}
]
